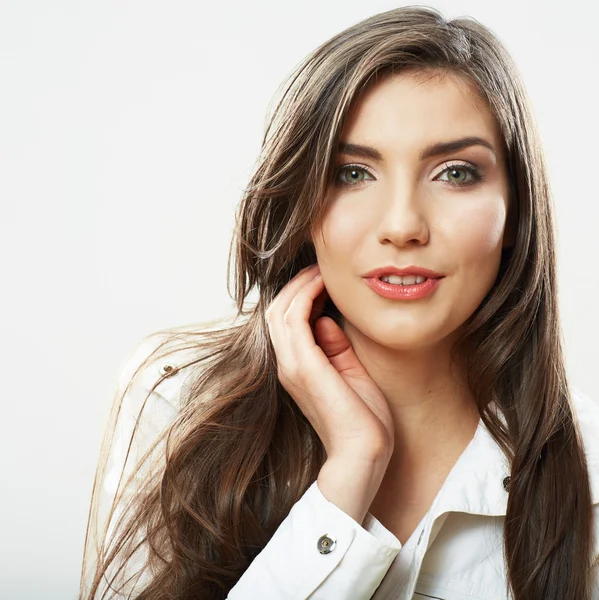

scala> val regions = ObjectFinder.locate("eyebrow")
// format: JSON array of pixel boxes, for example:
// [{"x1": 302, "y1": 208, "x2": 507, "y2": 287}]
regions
[{"x1": 337, "y1": 136, "x2": 497, "y2": 161}]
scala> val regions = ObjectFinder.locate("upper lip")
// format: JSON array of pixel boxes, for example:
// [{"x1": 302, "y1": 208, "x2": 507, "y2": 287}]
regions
[{"x1": 362, "y1": 265, "x2": 445, "y2": 279}]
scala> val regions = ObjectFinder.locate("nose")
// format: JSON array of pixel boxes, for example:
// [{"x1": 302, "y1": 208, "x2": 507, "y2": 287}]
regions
[{"x1": 377, "y1": 185, "x2": 430, "y2": 247}]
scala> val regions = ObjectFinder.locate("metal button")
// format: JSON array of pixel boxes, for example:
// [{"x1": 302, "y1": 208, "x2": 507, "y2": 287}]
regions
[
  {"x1": 159, "y1": 364, "x2": 178, "y2": 377},
  {"x1": 502, "y1": 476, "x2": 511, "y2": 492},
  {"x1": 317, "y1": 534, "x2": 336, "y2": 554}
]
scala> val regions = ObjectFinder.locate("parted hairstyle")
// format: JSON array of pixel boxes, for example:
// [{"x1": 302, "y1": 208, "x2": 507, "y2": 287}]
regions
[{"x1": 80, "y1": 6, "x2": 596, "y2": 599}]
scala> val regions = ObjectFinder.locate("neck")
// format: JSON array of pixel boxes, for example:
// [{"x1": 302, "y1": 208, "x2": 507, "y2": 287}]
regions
[
  {"x1": 342, "y1": 320, "x2": 480, "y2": 471},
  {"x1": 342, "y1": 321, "x2": 480, "y2": 538}
]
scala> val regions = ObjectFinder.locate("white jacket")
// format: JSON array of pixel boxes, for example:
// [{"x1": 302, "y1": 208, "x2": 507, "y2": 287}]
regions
[{"x1": 93, "y1": 335, "x2": 599, "y2": 600}]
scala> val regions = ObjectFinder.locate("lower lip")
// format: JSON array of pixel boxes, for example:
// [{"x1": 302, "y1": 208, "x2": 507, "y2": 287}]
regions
[{"x1": 363, "y1": 276, "x2": 443, "y2": 300}]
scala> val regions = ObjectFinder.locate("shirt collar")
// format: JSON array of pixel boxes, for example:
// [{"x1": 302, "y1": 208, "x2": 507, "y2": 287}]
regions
[{"x1": 431, "y1": 387, "x2": 599, "y2": 520}]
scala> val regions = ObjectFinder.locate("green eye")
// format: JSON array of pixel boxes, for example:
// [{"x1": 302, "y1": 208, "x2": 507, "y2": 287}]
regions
[
  {"x1": 442, "y1": 168, "x2": 468, "y2": 183},
  {"x1": 437, "y1": 163, "x2": 483, "y2": 187},
  {"x1": 335, "y1": 165, "x2": 375, "y2": 187},
  {"x1": 334, "y1": 162, "x2": 484, "y2": 189}
]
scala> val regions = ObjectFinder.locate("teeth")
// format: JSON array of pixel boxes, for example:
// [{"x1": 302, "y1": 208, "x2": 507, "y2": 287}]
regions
[{"x1": 380, "y1": 275, "x2": 428, "y2": 285}]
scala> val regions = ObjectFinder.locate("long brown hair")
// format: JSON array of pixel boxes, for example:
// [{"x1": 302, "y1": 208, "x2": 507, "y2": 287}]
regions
[{"x1": 80, "y1": 6, "x2": 595, "y2": 598}]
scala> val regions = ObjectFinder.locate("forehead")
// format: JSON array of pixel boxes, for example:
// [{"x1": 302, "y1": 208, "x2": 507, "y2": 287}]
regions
[{"x1": 341, "y1": 70, "x2": 503, "y2": 158}]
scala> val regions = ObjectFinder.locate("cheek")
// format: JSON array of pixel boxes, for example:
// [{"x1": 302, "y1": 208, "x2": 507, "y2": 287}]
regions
[
  {"x1": 314, "y1": 205, "x2": 371, "y2": 260},
  {"x1": 448, "y1": 200, "x2": 506, "y2": 276}
]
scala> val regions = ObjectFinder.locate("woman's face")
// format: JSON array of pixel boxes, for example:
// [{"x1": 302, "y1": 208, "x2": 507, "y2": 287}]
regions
[{"x1": 311, "y1": 70, "x2": 513, "y2": 351}]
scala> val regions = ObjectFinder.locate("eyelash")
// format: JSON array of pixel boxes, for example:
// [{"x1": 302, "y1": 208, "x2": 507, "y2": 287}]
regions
[{"x1": 334, "y1": 161, "x2": 484, "y2": 189}]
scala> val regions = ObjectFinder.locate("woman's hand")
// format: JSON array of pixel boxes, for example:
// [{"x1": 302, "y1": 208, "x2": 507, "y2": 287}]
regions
[{"x1": 265, "y1": 263, "x2": 395, "y2": 464}]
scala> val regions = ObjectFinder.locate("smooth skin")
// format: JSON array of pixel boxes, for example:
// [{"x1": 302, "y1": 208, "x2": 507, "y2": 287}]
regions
[
  {"x1": 265, "y1": 264, "x2": 395, "y2": 524},
  {"x1": 266, "y1": 68, "x2": 515, "y2": 543}
]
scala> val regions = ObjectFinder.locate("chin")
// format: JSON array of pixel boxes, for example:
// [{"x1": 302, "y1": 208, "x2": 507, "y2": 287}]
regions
[{"x1": 346, "y1": 317, "x2": 457, "y2": 352}]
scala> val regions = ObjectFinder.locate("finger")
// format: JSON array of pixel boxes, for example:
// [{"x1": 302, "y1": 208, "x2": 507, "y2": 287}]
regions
[
  {"x1": 267, "y1": 264, "x2": 319, "y2": 319},
  {"x1": 266, "y1": 263, "x2": 319, "y2": 366},
  {"x1": 313, "y1": 316, "x2": 362, "y2": 373},
  {"x1": 308, "y1": 283, "x2": 329, "y2": 330},
  {"x1": 284, "y1": 272, "x2": 336, "y2": 370},
  {"x1": 286, "y1": 273, "x2": 364, "y2": 375},
  {"x1": 283, "y1": 273, "x2": 356, "y2": 416}
]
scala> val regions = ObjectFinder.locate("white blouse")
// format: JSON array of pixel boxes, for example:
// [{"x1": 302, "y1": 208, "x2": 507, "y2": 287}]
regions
[{"x1": 90, "y1": 334, "x2": 599, "y2": 600}]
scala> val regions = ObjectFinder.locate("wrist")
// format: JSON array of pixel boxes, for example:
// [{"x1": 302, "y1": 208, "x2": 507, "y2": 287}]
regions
[{"x1": 317, "y1": 454, "x2": 390, "y2": 525}]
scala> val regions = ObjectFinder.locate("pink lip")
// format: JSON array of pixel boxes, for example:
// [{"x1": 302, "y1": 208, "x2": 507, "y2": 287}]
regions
[
  {"x1": 364, "y1": 276, "x2": 442, "y2": 300},
  {"x1": 362, "y1": 265, "x2": 444, "y2": 279}
]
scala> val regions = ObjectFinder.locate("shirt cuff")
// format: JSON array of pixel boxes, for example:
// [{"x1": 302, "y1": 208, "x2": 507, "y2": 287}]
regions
[
  {"x1": 228, "y1": 480, "x2": 401, "y2": 599},
  {"x1": 314, "y1": 480, "x2": 402, "y2": 554}
]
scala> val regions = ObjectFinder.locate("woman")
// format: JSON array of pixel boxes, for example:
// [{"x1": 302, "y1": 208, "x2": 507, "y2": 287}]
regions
[{"x1": 80, "y1": 6, "x2": 599, "y2": 599}]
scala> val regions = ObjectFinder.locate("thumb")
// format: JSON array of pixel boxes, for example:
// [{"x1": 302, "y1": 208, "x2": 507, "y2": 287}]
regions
[{"x1": 313, "y1": 316, "x2": 366, "y2": 375}]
